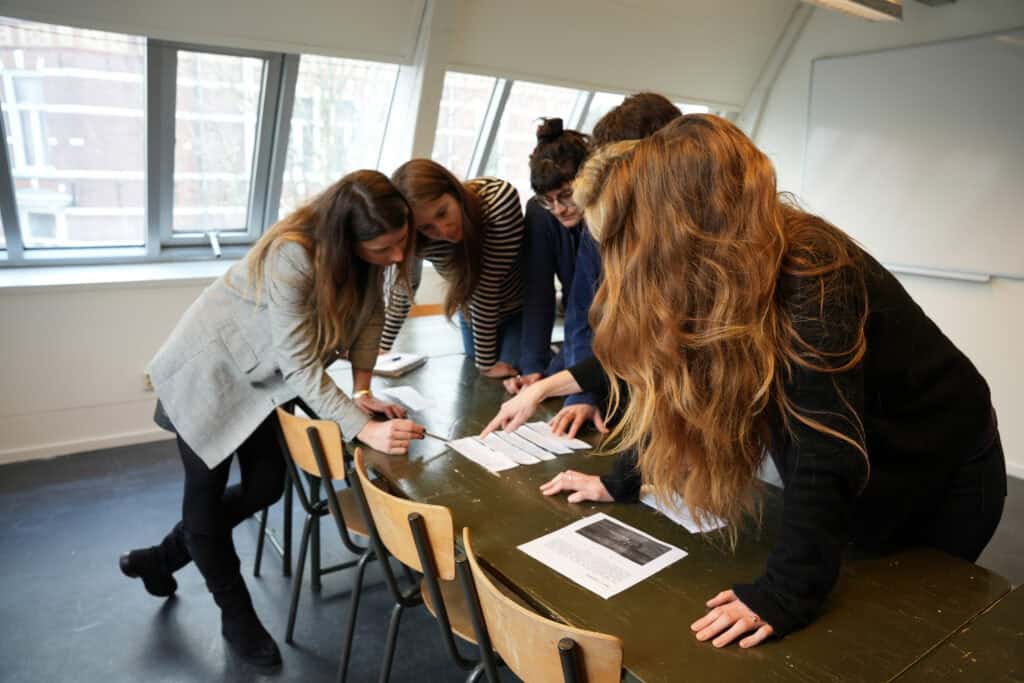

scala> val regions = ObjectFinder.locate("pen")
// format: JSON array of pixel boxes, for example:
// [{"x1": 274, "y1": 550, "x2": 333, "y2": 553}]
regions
[{"x1": 423, "y1": 431, "x2": 450, "y2": 444}]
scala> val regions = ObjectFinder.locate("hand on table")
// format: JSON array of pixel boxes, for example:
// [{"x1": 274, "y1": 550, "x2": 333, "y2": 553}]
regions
[
  {"x1": 539, "y1": 470, "x2": 613, "y2": 504},
  {"x1": 480, "y1": 381, "x2": 546, "y2": 436},
  {"x1": 355, "y1": 395, "x2": 407, "y2": 419},
  {"x1": 356, "y1": 419, "x2": 424, "y2": 455},
  {"x1": 503, "y1": 372, "x2": 542, "y2": 395},
  {"x1": 482, "y1": 361, "x2": 519, "y2": 379},
  {"x1": 691, "y1": 589, "x2": 773, "y2": 648},
  {"x1": 549, "y1": 403, "x2": 608, "y2": 439}
]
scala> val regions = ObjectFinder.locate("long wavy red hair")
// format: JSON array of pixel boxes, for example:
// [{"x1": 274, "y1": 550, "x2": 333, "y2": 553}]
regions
[{"x1": 576, "y1": 115, "x2": 868, "y2": 545}]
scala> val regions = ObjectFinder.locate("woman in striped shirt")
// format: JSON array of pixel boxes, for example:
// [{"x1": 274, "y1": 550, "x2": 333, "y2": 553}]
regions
[{"x1": 380, "y1": 159, "x2": 525, "y2": 378}]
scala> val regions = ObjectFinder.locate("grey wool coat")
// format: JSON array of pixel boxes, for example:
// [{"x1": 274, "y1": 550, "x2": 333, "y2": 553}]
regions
[{"x1": 148, "y1": 240, "x2": 382, "y2": 469}]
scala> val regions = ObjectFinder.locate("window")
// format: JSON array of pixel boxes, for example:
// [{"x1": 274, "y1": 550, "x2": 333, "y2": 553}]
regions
[
  {"x1": 483, "y1": 80, "x2": 586, "y2": 201},
  {"x1": 278, "y1": 54, "x2": 399, "y2": 217},
  {"x1": 0, "y1": 16, "x2": 402, "y2": 266},
  {"x1": 0, "y1": 18, "x2": 146, "y2": 249},
  {"x1": 676, "y1": 102, "x2": 711, "y2": 115},
  {"x1": 172, "y1": 51, "x2": 264, "y2": 233},
  {"x1": 578, "y1": 91, "x2": 624, "y2": 135},
  {"x1": 431, "y1": 71, "x2": 496, "y2": 180}
]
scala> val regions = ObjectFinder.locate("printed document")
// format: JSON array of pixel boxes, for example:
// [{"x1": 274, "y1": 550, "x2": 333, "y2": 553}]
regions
[{"x1": 519, "y1": 513, "x2": 686, "y2": 599}]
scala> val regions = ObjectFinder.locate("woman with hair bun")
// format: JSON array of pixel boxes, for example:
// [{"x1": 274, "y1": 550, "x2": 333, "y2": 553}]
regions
[{"x1": 506, "y1": 118, "x2": 599, "y2": 413}]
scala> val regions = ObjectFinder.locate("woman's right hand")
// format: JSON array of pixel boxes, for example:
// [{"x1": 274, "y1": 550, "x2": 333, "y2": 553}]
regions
[
  {"x1": 480, "y1": 381, "x2": 547, "y2": 436},
  {"x1": 356, "y1": 418, "x2": 425, "y2": 455}
]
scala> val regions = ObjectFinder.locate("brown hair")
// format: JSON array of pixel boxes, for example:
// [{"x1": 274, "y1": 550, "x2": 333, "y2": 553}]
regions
[
  {"x1": 247, "y1": 170, "x2": 413, "y2": 364},
  {"x1": 529, "y1": 117, "x2": 590, "y2": 194},
  {"x1": 391, "y1": 159, "x2": 483, "y2": 319},
  {"x1": 591, "y1": 92, "x2": 682, "y2": 147},
  {"x1": 576, "y1": 115, "x2": 868, "y2": 546}
]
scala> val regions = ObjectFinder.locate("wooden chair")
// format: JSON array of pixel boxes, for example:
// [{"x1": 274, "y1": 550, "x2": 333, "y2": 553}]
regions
[
  {"x1": 274, "y1": 407, "x2": 374, "y2": 683},
  {"x1": 349, "y1": 448, "x2": 483, "y2": 683},
  {"x1": 459, "y1": 527, "x2": 624, "y2": 683}
]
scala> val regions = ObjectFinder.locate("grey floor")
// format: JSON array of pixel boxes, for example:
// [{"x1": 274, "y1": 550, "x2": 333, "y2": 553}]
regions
[{"x1": 0, "y1": 439, "x2": 1021, "y2": 683}]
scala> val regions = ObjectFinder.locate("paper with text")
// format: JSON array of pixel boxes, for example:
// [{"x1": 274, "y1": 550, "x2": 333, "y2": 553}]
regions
[
  {"x1": 519, "y1": 513, "x2": 686, "y2": 599},
  {"x1": 526, "y1": 421, "x2": 591, "y2": 449},
  {"x1": 639, "y1": 489, "x2": 728, "y2": 534},
  {"x1": 449, "y1": 437, "x2": 517, "y2": 473}
]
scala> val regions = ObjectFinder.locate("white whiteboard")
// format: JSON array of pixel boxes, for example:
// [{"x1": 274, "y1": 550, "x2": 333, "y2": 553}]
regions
[{"x1": 802, "y1": 29, "x2": 1024, "y2": 279}]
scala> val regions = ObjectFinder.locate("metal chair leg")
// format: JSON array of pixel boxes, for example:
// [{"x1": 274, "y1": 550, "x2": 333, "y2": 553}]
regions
[
  {"x1": 283, "y1": 473, "x2": 293, "y2": 577},
  {"x1": 465, "y1": 663, "x2": 487, "y2": 682},
  {"x1": 285, "y1": 515, "x2": 313, "y2": 644},
  {"x1": 253, "y1": 507, "x2": 268, "y2": 577},
  {"x1": 378, "y1": 602, "x2": 406, "y2": 683},
  {"x1": 336, "y1": 550, "x2": 373, "y2": 683}
]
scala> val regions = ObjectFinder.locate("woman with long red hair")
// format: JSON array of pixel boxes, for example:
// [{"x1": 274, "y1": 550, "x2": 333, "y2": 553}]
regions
[{"x1": 484, "y1": 114, "x2": 1005, "y2": 647}]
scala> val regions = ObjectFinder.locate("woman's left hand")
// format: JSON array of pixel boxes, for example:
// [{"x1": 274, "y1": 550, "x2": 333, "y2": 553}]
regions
[
  {"x1": 482, "y1": 361, "x2": 519, "y2": 379},
  {"x1": 355, "y1": 395, "x2": 407, "y2": 419},
  {"x1": 690, "y1": 590, "x2": 773, "y2": 648}
]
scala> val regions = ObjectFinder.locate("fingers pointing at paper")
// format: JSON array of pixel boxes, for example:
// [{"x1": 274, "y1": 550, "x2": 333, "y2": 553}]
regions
[
  {"x1": 540, "y1": 470, "x2": 614, "y2": 504},
  {"x1": 481, "y1": 382, "x2": 546, "y2": 437}
]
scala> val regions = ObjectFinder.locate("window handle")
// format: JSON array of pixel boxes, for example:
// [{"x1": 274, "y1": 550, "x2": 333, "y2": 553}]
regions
[{"x1": 206, "y1": 231, "x2": 222, "y2": 258}]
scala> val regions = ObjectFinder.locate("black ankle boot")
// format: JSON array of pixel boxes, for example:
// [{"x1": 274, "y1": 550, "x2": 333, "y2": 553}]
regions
[
  {"x1": 160, "y1": 521, "x2": 191, "y2": 573},
  {"x1": 212, "y1": 578, "x2": 282, "y2": 670},
  {"x1": 119, "y1": 548, "x2": 177, "y2": 597}
]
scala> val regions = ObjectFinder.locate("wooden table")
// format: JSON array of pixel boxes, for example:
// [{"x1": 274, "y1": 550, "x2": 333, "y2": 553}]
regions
[
  {"x1": 895, "y1": 586, "x2": 1024, "y2": 682},
  {"x1": 353, "y1": 324, "x2": 1011, "y2": 682}
]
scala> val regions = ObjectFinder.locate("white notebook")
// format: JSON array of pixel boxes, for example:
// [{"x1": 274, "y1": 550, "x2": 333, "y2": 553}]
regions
[{"x1": 373, "y1": 353, "x2": 427, "y2": 378}]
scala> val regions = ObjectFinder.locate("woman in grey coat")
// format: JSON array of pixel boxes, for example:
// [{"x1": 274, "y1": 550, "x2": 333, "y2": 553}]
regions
[{"x1": 120, "y1": 170, "x2": 424, "y2": 669}]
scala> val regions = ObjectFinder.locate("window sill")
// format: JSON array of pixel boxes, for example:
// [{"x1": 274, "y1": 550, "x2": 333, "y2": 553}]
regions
[{"x1": 0, "y1": 258, "x2": 237, "y2": 292}]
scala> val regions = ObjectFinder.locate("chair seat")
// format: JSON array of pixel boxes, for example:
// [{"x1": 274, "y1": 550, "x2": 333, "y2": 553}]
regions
[
  {"x1": 421, "y1": 571, "x2": 531, "y2": 644},
  {"x1": 335, "y1": 487, "x2": 369, "y2": 538}
]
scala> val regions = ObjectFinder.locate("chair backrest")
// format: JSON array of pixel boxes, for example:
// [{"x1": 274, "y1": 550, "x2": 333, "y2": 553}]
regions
[
  {"x1": 462, "y1": 527, "x2": 623, "y2": 683},
  {"x1": 275, "y1": 407, "x2": 346, "y2": 481},
  {"x1": 353, "y1": 448, "x2": 456, "y2": 580}
]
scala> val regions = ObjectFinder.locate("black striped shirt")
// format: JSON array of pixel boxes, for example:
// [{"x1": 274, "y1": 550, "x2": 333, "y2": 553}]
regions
[{"x1": 380, "y1": 177, "x2": 525, "y2": 369}]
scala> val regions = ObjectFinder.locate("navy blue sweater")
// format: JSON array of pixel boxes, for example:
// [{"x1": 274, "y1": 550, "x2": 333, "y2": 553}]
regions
[
  {"x1": 561, "y1": 228, "x2": 602, "y2": 408},
  {"x1": 519, "y1": 198, "x2": 582, "y2": 377}
]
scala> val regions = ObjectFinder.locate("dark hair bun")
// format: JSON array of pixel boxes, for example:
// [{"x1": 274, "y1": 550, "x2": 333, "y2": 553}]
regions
[{"x1": 536, "y1": 117, "x2": 564, "y2": 144}]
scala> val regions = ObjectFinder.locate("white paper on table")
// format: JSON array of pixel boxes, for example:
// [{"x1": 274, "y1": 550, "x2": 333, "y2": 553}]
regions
[
  {"x1": 483, "y1": 433, "x2": 541, "y2": 465},
  {"x1": 519, "y1": 512, "x2": 686, "y2": 599},
  {"x1": 375, "y1": 385, "x2": 436, "y2": 412},
  {"x1": 639, "y1": 489, "x2": 728, "y2": 534},
  {"x1": 526, "y1": 421, "x2": 591, "y2": 450},
  {"x1": 493, "y1": 431, "x2": 556, "y2": 461},
  {"x1": 449, "y1": 437, "x2": 518, "y2": 473},
  {"x1": 515, "y1": 424, "x2": 572, "y2": 454}
]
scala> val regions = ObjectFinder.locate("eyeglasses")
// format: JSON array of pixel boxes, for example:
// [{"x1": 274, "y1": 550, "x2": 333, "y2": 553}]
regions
[{"x1": 535, "y1": 188, "x2": 576, "y2": 212}]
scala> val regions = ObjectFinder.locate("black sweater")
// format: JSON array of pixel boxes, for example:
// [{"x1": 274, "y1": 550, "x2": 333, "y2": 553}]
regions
[{"x1": 568, "y1": 252, "x2": 994, "y2": 637}]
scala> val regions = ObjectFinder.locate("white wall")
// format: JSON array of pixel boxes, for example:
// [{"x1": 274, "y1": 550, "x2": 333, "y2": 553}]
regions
[
  {"x1": 0, "y1": 266, "x2": 447, "y2": 465},
  {"x1": 449, "y1": 0, "x2": 798, "y2": 109},
  {"x1": 753, "y1": 0, "x2": 1024, "y2": 478}
]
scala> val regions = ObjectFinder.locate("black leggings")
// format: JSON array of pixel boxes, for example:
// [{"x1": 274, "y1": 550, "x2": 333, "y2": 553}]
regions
[
  {"x1": 917, "y1": 429, "x2": 1007, "y2": 562},
  {"x1": 178, "y1": 411, "x2": 286, "y2": 585}
]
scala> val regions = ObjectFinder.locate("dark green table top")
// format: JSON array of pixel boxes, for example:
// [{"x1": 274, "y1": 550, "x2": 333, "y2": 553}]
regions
[
  {"x1": 895, "y1": 586, "x2": 1024, "y2": 682},
  {"x1": 347, "y1": 334, "x2": 1011, "y2": 682}
]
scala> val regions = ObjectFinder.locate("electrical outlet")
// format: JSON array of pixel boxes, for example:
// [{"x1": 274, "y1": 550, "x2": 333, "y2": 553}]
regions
[{"x1": 143, "y1": 372, "x2": 154, "y2": 392}]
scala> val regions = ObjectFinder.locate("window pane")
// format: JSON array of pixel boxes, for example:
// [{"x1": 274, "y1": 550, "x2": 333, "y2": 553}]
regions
[
  {"x1": 278, "y1": 54, "x2": 399, "y2": 218},
  {"x1": 173, "y1": 51, "x2": 263, "y2": 233},
  {"x1": 579, "y1": 91, "x2": 624, "y2": 135},
  {"x1": 676, "y1": 102, "x2": 711, "y2": 115},
  {"x1": 0, "y1": 209, "x2": 5, "y2": 249},
  {"x1": 0, "y1": 18, "x2": 145, "y2": 248},
  {"x1": 431, "y1": 71, "x2": 496, "y2": 180},
  {"x1": 483, "y1": 80, "x2": 584, "y2": 202}
]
